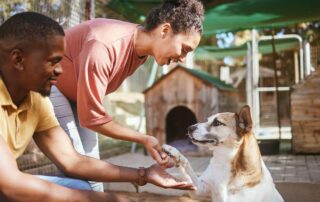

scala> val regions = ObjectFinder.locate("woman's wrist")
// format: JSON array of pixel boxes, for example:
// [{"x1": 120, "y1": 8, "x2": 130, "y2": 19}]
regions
[{"x1": 139, "y1": 134, "x2": 151, "y2": 146}]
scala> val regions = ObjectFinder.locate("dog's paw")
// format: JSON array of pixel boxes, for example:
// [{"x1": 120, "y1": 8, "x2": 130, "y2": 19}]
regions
[{"x1": 162, "y1": 144, "x2": 188, "y2": 167}]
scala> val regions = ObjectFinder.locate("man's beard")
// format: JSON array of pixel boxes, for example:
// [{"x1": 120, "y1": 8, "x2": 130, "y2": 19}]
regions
[{"x1": 39, "y1": 87, "x2": 51, "y2": 97}]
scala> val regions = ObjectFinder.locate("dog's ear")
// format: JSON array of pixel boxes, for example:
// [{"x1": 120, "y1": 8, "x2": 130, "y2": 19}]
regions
[{"x1": 236, "y1": 105, "x2": 253, "y2": 136}]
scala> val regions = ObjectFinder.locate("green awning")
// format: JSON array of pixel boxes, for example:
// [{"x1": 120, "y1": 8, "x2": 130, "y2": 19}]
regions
[
  {"x1": 204, "y1": 0, "x2": 320, "y2": 34},
  {"x1": 195, "y1": 38, "x2": 300, "y2": 60},
  {"x1": 103, "y1": 0, "x2": 320, "y2": 35}
]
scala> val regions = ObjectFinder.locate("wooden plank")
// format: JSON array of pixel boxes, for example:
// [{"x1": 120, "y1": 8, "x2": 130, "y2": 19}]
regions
[
  {"x1": 291, "y1": 109, "x2": 320, "y2": 114},
  {"x1": 291, "y1": 98, "x2": 320, "y2": 105},
  {"x1": 292, "y1": 122, "x2": 320, "y2": 128},
  {"x1": 291, "y1": 116, "x2": 320, "y2": 122}
]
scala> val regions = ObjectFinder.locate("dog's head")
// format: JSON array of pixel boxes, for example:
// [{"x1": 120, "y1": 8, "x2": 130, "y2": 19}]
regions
[{"x1": 187, "y1": 105, "x2": 253, "y2": 150}]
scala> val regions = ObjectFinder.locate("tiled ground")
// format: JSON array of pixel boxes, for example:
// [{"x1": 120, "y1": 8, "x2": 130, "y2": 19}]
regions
[
  {"x1": 106, "y1": 152, "x2": 320, "y2": 184},
  {"x1": 263, "y1": 155, "x2": 320, "y2": 182},
  {"x1": 104, "y1": 150, "x2": 320, "y2": 197}
]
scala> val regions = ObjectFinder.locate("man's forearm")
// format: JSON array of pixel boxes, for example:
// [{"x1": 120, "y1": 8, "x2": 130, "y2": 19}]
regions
[
  {"x1": 63, "y1": 155, "x2": 141, "y2": 184},
  {"x1": 89, "y1": 121, "x2": 147, "y2": 145},
  {"x1": 1, "y1": 172, "x2": 124, "y2": 202}
]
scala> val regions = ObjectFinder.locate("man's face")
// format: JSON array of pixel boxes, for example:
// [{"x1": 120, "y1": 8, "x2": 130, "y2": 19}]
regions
[{"x1": 22, "y1": 35, "x2": 65, "y2": 96}]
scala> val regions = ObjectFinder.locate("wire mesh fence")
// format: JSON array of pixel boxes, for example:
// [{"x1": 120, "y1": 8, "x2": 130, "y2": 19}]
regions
[
  {"x1": 0, "y1": 0, "x2": 89, "y2": 175},
  {"x1": 0, "y1": 0, "x2": 87, "y2": 28},
  {"x1": 1, "y1": 0, "x2": 146, "y2": 177}
]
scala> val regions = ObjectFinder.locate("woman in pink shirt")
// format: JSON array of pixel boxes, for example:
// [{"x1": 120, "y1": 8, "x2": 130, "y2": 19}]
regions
[{"x1": 50, "y1": 0, "x2": 204, "y2": 191}]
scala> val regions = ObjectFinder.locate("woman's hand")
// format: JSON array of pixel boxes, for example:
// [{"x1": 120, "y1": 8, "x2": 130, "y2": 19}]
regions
[
  {"x1": 145, "y1": 163, "x2": 196, "y2": 190},
  {"x1": 144, "y1": 136, "x2": 169, "y2": 166}
]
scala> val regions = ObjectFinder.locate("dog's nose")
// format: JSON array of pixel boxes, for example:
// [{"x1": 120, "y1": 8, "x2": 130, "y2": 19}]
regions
[{"x1": 187, "y1": 125, "x2": 197, "y2": 133}]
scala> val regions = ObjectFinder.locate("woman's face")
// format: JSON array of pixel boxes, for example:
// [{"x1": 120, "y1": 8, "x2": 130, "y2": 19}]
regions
[{"x1": 152, "y1": 24, "x2": 201, "y2": 66}]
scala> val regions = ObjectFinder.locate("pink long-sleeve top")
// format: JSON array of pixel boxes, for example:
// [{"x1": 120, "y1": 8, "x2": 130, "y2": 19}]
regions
[{"x1": 56, "y1": 18, "x2": 148, "y2": 127}]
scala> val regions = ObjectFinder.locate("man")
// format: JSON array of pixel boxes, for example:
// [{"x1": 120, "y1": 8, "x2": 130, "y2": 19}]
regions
[{"x1": 0, "y1": 12, "x2": 194, "y2": 202}]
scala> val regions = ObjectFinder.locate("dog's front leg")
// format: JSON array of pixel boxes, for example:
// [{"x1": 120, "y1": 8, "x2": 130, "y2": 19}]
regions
[
  {"x1": 211, "y1": 186, "x2": 228, "y2": 202},
  {"x1": 179, "y1": 156, "x2": 213, "y2": 199},
  {"x1": 177, "y1": 160, "x2": 198, "y2": 185},
  {"x1": 162, "y1": 144, "x2": 199, "y2": 185},
  {"x1": 162, "y1": 145, "x2": 210, "y2": 197}
]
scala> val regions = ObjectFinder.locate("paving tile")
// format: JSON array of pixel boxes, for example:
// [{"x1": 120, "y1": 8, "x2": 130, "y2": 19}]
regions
[
  {"x1": 105, "y1": 152, "x2": 320, "y2": 189},
  {"x1": 310, "y1": 175, "x2": 320, "y2": 182}
]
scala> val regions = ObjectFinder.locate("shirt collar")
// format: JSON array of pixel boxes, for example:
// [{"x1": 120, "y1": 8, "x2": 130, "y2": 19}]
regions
[{"x1": 0, "y1": 77, "x2": 33, "y2": 111}]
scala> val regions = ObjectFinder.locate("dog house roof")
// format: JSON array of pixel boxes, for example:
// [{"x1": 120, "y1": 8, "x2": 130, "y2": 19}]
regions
[{"x1": 143, "y1": 65, "x2": 236, "y2": 94}]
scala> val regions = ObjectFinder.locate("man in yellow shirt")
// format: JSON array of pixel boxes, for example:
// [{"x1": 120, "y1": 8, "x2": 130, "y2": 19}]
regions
[{"x1": 0, "y1": 12, "x2": 194, "y2": 202}]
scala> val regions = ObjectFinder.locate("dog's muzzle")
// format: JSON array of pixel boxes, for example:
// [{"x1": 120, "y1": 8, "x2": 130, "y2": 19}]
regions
[{"x1": 188, "y1": 133, "x2": 220, "y2": 145}]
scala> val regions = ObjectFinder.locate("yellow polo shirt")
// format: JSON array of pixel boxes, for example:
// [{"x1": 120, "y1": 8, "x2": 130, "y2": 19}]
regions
[{"x1": 0, "y1": 78, "x2": 59, "y2": 158}]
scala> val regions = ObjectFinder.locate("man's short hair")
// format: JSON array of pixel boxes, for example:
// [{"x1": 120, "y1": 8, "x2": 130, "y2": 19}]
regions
[{"x1": 0, "y1": 12, "x2": 64, "y2": 48}]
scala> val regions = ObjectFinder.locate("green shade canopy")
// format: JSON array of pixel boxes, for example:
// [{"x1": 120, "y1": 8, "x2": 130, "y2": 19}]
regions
[
  {"x1": 204, "y1": 0, "x2": 320, "y2": 34},
  {"x1": 103, "y1": 0, "x2": 320, "y2": 35},
  {"x1": 195, "y1": 38, "x2": 300, "y2": 60}
]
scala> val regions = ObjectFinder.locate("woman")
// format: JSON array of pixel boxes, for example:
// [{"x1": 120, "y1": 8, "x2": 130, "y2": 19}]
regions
[{"x1": 50, "y1": 0, "x2": 204, "y2": 191}]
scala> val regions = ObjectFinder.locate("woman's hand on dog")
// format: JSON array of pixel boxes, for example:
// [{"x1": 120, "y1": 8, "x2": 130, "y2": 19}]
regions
[
  {"x1": 144, "y1": 136, "x2": 170, "y2": 166},
  {"x1": 146, "y1": 164, "x2": 196, "y2": 190}
]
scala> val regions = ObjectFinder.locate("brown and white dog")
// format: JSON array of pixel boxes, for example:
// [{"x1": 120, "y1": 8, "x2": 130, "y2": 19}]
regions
[{"x1": 162, "y1": 105, "x2": 284, "y2": 202}]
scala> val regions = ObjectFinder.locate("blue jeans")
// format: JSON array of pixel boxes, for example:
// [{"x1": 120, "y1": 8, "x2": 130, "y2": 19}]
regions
[
  {"x1": 49, "y1": 86, "x2": 103, "y2": 192},
  {"x1": 37, "y1": 175, "x2": 92, "y2": 190}
]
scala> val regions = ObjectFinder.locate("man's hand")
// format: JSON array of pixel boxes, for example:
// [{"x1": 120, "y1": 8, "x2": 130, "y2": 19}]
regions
[
  {"x1": 145, "y1": 164, "x2": 196, "y2": 190},
  {"x1": 144, "y1": 136, "x2": 170, "y2": 166}
]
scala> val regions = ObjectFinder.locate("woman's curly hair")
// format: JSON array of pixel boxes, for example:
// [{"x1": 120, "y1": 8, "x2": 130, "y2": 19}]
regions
[{"x1": 145, "y1": 0, "x2": 204, "y2": 34}]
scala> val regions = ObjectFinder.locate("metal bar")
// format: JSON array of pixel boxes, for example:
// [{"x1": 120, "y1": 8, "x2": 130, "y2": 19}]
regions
[
  {"x1": 294, "y1": 51, "x2": 299, "y2": 83},
  {"x1": 271, "y1": 30, "x2": 282, "y2": 140},
  {"x1": 259, "y1": 34, "x2": 304, "y2": 81},
  {"x1": 257, "y1": 87, "x2": 290, "y2": 92},
  {"x1": 246, "y1": 42, "x2": 253, "y2": 110},
  {"x1": 85, "y1": 0, "x2": 91, "y2": 20},
  {"x1": 317, "y1": 37, "x2": 319, "y2": 69},
  {"x1": 251, "y1": 29, "x2": 260, "y2": 130},
  {"x1": 304, "y1": 42, "x2": 312, "y2": 76}
]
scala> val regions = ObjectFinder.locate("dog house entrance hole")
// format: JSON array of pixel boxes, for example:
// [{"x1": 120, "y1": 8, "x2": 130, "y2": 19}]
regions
[{"x1": 165, "y1": 106, "x2": 198, "y2": 152}]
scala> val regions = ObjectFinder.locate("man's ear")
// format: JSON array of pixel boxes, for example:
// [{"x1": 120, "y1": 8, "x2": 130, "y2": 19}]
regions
[
  {"x1": 10, "y1": 49, "x2": 24, "y2": 71},
  {"x1": 160, "y1": 23, "x2": 171, "y2": 39},
  {"x1": 236, "y1": 105, "x2": 253, "y2": 136}
]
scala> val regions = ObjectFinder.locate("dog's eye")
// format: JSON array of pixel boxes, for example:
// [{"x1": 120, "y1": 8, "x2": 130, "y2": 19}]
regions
[{"x1": 212, "y1": 119, "x2": 224, "y2": 127}]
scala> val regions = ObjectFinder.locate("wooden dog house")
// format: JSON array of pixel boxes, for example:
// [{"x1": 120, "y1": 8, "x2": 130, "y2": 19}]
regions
[
  {"x1": 291, "y1": 70, "x2": 320, "y2": 153},
  {"x1": 143, "y1": 65, "x2": 238, "y2": 148}
]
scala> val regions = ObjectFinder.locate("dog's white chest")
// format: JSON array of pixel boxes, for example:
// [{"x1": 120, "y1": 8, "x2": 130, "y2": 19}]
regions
[{"x1": 206, "y1": 159, "x2": 232, "y2": 185}]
